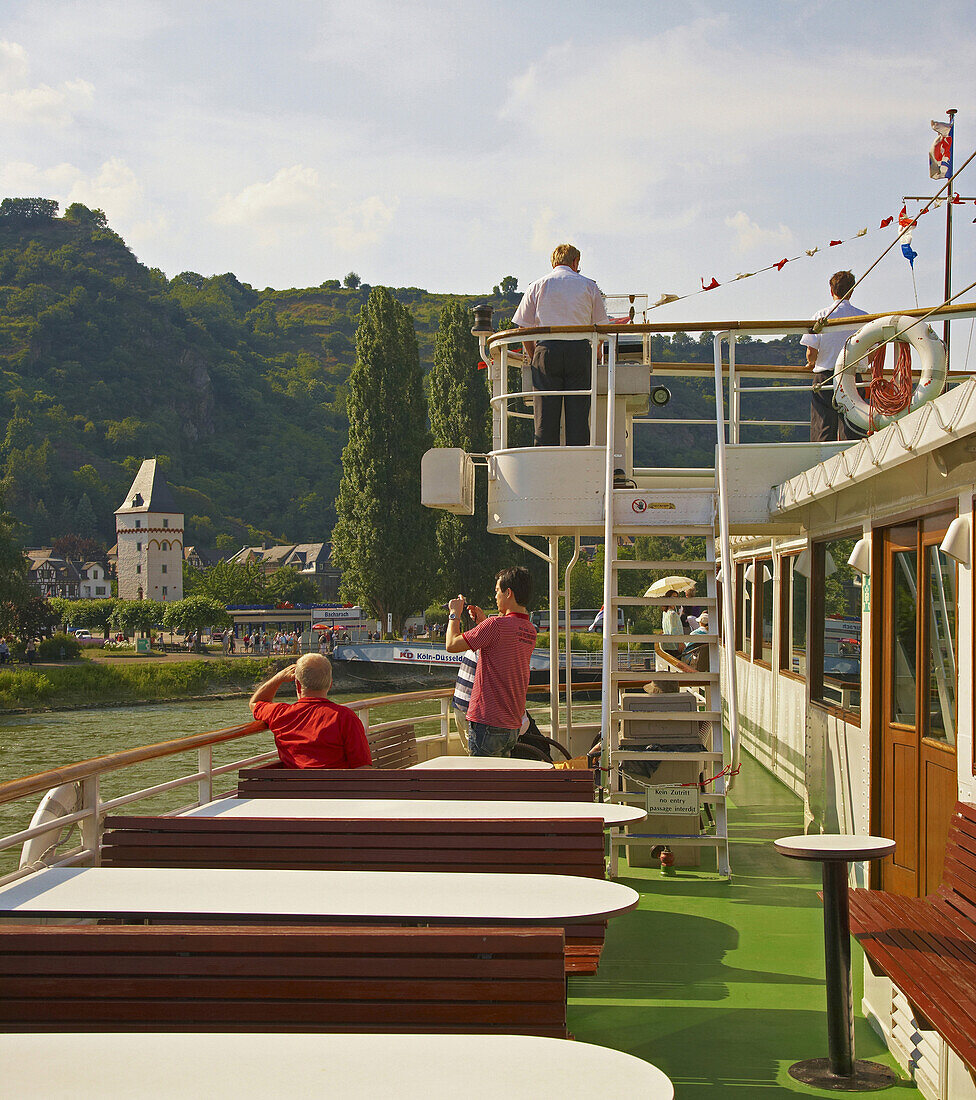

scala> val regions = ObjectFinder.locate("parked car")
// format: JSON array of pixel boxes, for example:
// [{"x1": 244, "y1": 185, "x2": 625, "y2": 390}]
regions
[{"x1": 74, "y1": 630, "x2": 92, "y2": 640}]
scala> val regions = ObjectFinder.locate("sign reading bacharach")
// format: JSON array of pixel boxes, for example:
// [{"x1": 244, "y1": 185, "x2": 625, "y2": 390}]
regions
[{"x1": 311, "y1": 606, "x2": 363, "y2": 623}]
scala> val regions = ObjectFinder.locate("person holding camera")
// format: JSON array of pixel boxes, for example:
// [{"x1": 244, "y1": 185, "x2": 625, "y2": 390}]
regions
[{"x1": 445, "y1": 566, "x2": 536, "y2": 757}]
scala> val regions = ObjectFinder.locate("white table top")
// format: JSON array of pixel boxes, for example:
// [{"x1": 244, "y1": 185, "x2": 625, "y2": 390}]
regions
[
  {"x1": 411, "y1": 755, "x2": 554, "y2": 770},
  {"x1": 774, "y1": 834, "x2": 896, "y2": 862},
  {"x1": 184, "y1": 796, "x2": 645, "y2": 825},
  {"x1": 1, "y1": 1033, "x2": 673, "y2": 1099},
  {"x1": 0, "y1": 867, "x2": 639, "y2": 923}
]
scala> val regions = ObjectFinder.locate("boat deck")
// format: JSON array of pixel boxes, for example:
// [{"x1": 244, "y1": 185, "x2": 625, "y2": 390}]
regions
[{"x1": 569, "y1": 752, "x2": 919, "y2": 1097}]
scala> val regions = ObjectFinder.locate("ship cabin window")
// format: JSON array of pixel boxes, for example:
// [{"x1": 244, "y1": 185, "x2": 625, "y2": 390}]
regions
[
  {"x1": 811, "y1": 535, "x2": 861, "y2": 721},
  {"x1": 756, "y1": 557, "x2": 773, "y2": 665},
  {"x1": 734, "y1": 563, "x2": 747, "y2": 654},
  {"x1": 779, "y1": 553, "x2": 808, "y2": 679}
]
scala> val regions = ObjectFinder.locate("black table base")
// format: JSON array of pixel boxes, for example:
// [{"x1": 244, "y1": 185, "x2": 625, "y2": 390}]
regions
[
  {"x1": 788, "y1": 1057, "x2": 898, "y2": 1091},
  {"x1": 789, "y1": 860, "x2": 898, "y2": 1091}
]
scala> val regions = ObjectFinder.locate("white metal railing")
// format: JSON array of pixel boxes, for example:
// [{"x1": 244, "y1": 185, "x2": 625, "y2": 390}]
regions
[
  {"x1": 0, "y1": 690, "x2": 464, "y2": 886},
  {"x1": 0, "y1": 684, "x2": 606, "y2": 886}
]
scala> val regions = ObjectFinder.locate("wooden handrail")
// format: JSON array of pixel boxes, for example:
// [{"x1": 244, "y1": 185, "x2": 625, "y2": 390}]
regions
[
  {"x1": 485, "y1": 300, "x2": 976, "y2": 347},
  {"x1": 0, "y1": 721, "x2": 264, "y2": 806},
  {"x1": 0, "y1": 680, "x2": 605, "y2": 808}
]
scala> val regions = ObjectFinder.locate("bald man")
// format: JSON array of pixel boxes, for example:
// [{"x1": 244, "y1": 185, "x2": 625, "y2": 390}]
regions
[{"x1": 249, "y1": 654, "x2": 372, "y2": 769}]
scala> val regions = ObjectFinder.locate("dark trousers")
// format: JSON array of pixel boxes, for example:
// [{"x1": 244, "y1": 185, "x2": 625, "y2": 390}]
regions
[
  {"x1": 811, "y1": 385, "x2": 865, "y2": 442},
  {"x1": 531, "y1": 340, "x2": 591, "y2": 446}
]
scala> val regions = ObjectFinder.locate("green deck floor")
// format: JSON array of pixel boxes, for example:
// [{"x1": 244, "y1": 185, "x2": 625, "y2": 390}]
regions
[{"x1": 568, "y1": 751, "x2": 919, "y2": 1097}]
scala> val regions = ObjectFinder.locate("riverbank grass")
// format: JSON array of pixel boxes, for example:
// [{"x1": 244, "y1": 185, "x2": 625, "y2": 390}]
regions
[{"x1": 0, "y1": 657, "x2": 288, "y2": 711}]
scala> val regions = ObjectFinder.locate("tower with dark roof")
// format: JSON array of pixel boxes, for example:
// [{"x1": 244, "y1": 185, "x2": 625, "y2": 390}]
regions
[{"x1": 114, "y1": 460, "x2": 184, "y2": 601}]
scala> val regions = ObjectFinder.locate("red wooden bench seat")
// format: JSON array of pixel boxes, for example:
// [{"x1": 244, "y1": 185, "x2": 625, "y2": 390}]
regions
[
  {"x1": 236, "y1": 765, "x2": 595, "y2": 801},
  {"x1": 0, "y1": 924, "x2": 569, "y2": 1037},
  {"x1": 848, "y1": 800, "x2": 976, "y2": 1073},
  {"x1": 100, "y1": 815, "x2": 610, "y2": 975}
]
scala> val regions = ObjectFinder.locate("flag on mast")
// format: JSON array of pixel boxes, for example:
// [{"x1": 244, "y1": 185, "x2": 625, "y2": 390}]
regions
[
  {"x1": 898, "y1": 205, "x2": 918, "y2": 267},
  {"x1": 929, "y1": 119, "x2": 953, "y2": 180}
]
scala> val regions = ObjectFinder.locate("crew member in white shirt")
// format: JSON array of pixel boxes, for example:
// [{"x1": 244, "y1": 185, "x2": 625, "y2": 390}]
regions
[
  {"x1": 512, "y1": 244, "x2": 609, "y2": 446},
  {"x1": 801, "y1": 270, "x2": 867, "y2": 442}
]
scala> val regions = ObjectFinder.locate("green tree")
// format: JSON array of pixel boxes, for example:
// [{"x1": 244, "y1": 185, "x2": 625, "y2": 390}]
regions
[
  {"x1": 74, "y1": 493, "x2": 98, "y2": 539},
  {"x1": 162, "y1": 596, "x2": 231, "y2": 646},
  {"x1": 426, "y1": 298, "x2": 498, "y2": 602},
  {"x1": 52, "y1": 534, "x2": 106, "y2": 562},
  {"x1": 193, "y1": 560, "x2": 268, "y2": 604},
  {"x1": 266, "y1": 566, "x2": 322, "y2": 605},
  {"x1": 110, "y1": 599, "x2": 164, "y2": 638},
  {"x1": 54, "y1": 598, "x2": 116, "y2": 636},
  {"x1": 332, "y1": 287, "x2": 433, "y2": 632},
  {"x1": 343, "y1": 272, "x2": 361, "y2": 289},
  {"x1": 0, "y1": 488, "x2": 29, "y2": 632},
  {"x1": 499, "y1": 275, "x2": 518, "y2": 295},
  {"x1": 11, "y1": 595, "x2": 58, "y2": 640}
]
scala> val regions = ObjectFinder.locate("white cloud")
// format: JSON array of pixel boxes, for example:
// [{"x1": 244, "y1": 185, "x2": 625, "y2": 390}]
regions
[
  {"x1": 0, "y1": 39, "x2": 93, "y2": 127},
  {"x1": 0, "y1": 157, "x2": 144, "y2": 222},
  {"x1": 213, "y1": 165, "x2": 324, "y2": 227},
  {"x1": 212, "y1": 165, "x2": 397, "y2": 253},
  {"x1": 725, "y1": 211, "x2": 794, "y2": 253},
  {"x1": 0, "y1": 40, "x2": 29, "y2": 90}
]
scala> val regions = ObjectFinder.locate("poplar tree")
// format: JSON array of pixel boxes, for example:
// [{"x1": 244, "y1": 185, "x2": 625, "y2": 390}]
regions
[
  {"x1": 426, "y1": 299, "x2": 498, "y2": 603},
  {"x1": 331, "y1": 287, "x2": 432, "y2": 633}
]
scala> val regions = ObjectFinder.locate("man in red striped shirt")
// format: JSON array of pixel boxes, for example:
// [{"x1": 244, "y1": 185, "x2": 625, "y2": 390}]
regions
[{"x1": 445, "y1": 567, "x2": 536, "y2": 757}]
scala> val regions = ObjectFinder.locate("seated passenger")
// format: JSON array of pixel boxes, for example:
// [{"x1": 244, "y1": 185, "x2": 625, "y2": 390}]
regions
[{"x1": 248, "y1": 654, "x2": 372, "y2": 769}]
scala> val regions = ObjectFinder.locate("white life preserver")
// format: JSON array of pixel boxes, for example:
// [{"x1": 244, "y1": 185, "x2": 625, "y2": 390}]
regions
[
  {"x1": 18, "y1": 782, "x2": 81, "y2": 870},
  {"x1": 833, "y1": 314, "x2": 947, "y2": 432}
]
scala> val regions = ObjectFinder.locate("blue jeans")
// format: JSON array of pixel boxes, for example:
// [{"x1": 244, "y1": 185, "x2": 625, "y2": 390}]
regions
[{"x1": 468, "y1": 722, "x2": 518, "y2": 758}]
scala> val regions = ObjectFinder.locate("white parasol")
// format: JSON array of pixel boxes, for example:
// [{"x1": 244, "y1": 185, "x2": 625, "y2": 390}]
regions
[{"x1": 644, "y1": 575, "x2": 695, "y2": 598}]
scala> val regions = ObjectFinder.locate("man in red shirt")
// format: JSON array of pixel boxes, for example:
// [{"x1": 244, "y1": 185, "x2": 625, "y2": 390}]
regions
[
  {"x1": 249, "y1": 654, "x2": 371, "y2": 769},
  {"x1": 445, "y1": 566, "x2": 536, "y2": 757}
]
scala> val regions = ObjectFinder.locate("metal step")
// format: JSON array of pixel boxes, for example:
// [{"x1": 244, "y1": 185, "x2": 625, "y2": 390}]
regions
[
  {"x1": 610, "y1": 670, "x2": 718, "y2": 684},
  {"x1": 611, "y1": 750, "x2": 724, "y2": 762},
  {"x1": 612, "y1": 560, "x2": 715, "y2": 571},
  {"x1": 612, "y1": 595, "x2": 718, "y2": 607},
  {"x1": 610, "y1": 709, "x2": 722, "y2": 722}
]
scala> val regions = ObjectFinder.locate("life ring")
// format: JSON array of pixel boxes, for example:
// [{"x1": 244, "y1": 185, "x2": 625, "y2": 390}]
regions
[
  {"x1": 834, "y1": 314, "x2": 947, "y2": 432},
  {"x1": 18, "y1": 782, "x2": 81, "y2": 870}
]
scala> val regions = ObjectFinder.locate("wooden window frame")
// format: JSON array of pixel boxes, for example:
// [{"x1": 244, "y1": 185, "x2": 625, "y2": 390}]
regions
[{"x1": 810, "y1": 533, "x2": 861, "y2": 725}]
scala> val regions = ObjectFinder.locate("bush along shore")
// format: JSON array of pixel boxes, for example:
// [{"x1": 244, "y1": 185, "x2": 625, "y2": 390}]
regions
[{"x1": 0, "y1": 657, "x2": 294, "y2": 713}]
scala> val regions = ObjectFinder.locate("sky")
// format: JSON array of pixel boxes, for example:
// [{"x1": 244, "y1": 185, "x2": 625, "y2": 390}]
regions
[{"x1": 2, "y1": 0, "x2": 976, "y2": 355}]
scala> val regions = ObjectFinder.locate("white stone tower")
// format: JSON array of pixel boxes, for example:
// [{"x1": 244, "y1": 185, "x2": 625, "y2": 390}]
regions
[{"x1": 114, "y1": 460, "x2": 184, "y2": 602}]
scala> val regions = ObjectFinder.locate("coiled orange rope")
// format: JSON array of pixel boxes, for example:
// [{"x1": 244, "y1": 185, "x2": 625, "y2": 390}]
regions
[{"x1": 867, "y1": 340, "x2": 914, "y2": 430}]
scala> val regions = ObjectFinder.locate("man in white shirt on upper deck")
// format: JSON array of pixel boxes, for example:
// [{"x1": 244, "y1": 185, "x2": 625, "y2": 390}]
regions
[
  {"x1": 801, "y1": 270, "x2": 867, "y2": 442},
  {"x1": 512, "y1": 244, "x2": 609, "y2": 446}
]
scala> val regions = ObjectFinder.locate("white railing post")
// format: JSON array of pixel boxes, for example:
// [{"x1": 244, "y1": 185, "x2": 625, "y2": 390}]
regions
[
  {"x1": 729, "y1": 334, "x2": 740, "y2": 444},
  {"x1": 599, "y1": 333, "x2": 618, "y2": 784},
  {"x1": 360, "y1": 708, "x2": 370, "y2": 736},
  {"x1": 440, "y1": 697, "x2": 451, "y2": 750},
  {"x1": 548, "y1": 535, "x2": 560, "y2": 742},
  {"x1": 198, "y1": 745, "x2": 213, "y2": 806},
  {"x1": 713, "y1": 332, "x2": 741, "y2": 788},
  {"x1": 500, "y1": 344, "x2": 509, "y2": 450},
  {"x1": 80, "y1": 774, "x2": 100, "y2": 866}
]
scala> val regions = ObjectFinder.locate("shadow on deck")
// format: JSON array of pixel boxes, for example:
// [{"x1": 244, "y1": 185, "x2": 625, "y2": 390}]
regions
[{"x1": 569, "y1": 750, "x2": 919, "y2": 1097}]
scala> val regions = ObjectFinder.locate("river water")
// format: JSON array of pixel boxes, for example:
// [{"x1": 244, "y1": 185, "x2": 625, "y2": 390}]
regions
[{"x1": 0, "y1": 690, "x2": 449, "y2": 871}]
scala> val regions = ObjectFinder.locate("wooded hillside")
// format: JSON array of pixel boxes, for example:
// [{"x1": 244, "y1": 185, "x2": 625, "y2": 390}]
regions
[{"x1": 0, "y1": 200, "x2": 805, "y2": 554}]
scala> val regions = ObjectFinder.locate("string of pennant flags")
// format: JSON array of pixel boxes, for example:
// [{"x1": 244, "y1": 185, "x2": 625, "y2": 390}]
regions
[{"x1": 639, "y1": 120, "x2": 974, "y2": 314}]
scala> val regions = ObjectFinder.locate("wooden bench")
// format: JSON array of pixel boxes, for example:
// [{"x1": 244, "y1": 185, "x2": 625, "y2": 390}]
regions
[
  {"x1": 848, "y1": 800, "x2": 976, "y2": 1074},
  {"x1": 0, "y1": 924, "x2": 569, "y2": 1037},
  {"x1": 367, "y1": 723, "x2": 419, "y2": 769},
  {"x1": 101, "y1": 815, "x2": 609, "y2": 975},
  {"x1": 236, "y1": 765, "x2": 595, "y2": 801}
]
